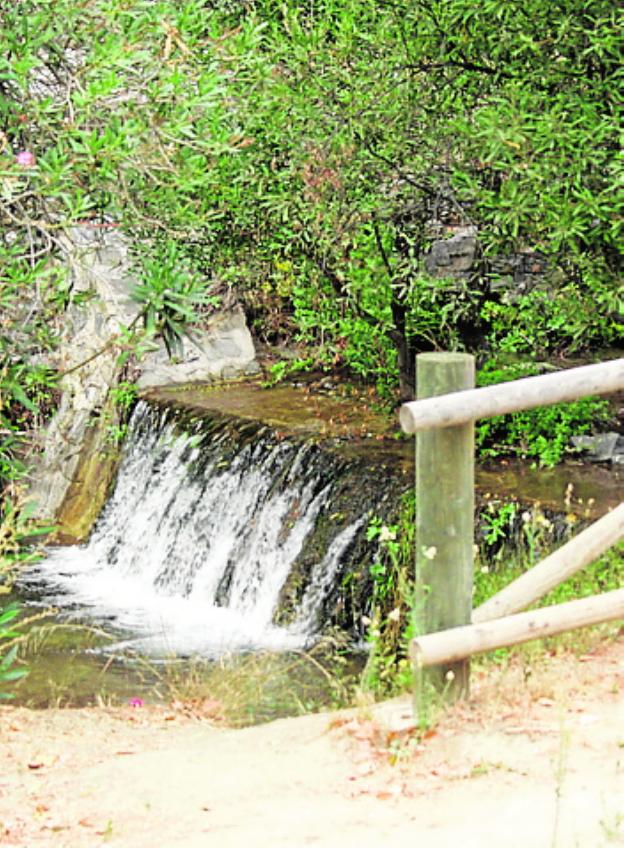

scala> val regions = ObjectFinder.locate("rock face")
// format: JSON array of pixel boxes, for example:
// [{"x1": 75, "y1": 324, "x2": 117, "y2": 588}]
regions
[
  {"x1": 27, "y1": 226, "x2": 139, "y2": 540},
  {"x1": 137, "y1": 309, "x2": 259, "y2": 389},
  {"x1": 28, "y1": 225, "x2": 259, "y2": 541},
  {"x1": 424, "y1": 224, "x2": 548, "y2": 295},
  {"x1": 424, "y1": 226, "x2": 479, "y2": 277},
  {"x1": 571, "y1": 433, "x2": 624, "y2": 465}
]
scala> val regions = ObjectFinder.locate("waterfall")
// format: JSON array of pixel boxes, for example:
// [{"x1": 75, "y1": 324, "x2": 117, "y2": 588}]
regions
[{"x1": 24, "y1": 402, "x2": 381, "y2": 657}]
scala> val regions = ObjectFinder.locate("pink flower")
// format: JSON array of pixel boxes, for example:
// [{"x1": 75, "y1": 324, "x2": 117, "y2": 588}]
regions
[
  {"x1": 128, "y1": 697, "x2": 144, "y2": 708},
  {"x1": 16, "y1": 150, "x2": 36, "y2": 167}
]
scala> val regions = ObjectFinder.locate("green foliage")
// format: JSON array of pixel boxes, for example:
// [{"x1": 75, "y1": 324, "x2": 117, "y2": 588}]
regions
[
  {"x1": 538, "y1": 542, "x2": 624, "y2": 606},
  {"x1": 0, "y1": 606, "x2": 27, "y2": 699},
  {"x1": 480, "y1": 500, "x2": 519, "y2": 558},
  {"x1": 475, "y1": 501, "x2": 623, "y2": 610},
  {"x1": 263, "y1": 357, "x2": 316, "y2": 387},
  {"x1": 1, "y1": 0, "x2": 621, "y2": 454},
  {"x1": 202, "y1": 0, "x2": 621, "y2": 396},
  {"x1": 481, "y1": 279, "x2": 623, "y2": 355},
  {"x1": 130, "y1": 241, "x2": 221, "y2": 357},
  {"x1": 361, "y1": 493, "x2": 415, "y2": 696},
  {"x1": 108, "y1": 381, "x2": 138, "y2": 411},
  {"x1": 0, "y1": 0, "x2": 260, "y2": 488},
  {"x1": 476, "y1": 499, "x2": 565, "y2": 578},
  {"x1": 0, "y1": 497, "x2": 47, "y2": 698},
  {"x1": 476, "y1": 361, "x2": 613, "y2": 466}
]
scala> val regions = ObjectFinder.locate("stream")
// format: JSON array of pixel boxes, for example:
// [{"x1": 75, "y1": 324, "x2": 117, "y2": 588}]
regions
[{"x1": 12, "y1": 381, "x2": 622, "y2": 711}]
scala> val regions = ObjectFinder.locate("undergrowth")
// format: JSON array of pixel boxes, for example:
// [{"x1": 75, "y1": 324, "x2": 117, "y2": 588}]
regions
[
  {"x1": 362, "y1": 494, "x2": 623, "y2": 701},
  {"x1": 152, "y1": 634, "x2": 356, "y2": 727},
  {"x1": 0, "y1": 494, "x2": 49, "y2": 698},
  {"x1": 475, "y1": 359, "x2": 613, "y2": 467}
]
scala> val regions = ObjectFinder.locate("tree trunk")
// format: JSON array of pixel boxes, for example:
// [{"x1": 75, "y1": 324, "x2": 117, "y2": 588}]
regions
[{"x1": 390, "y1": 295, "x2": 415, "y2": 401}]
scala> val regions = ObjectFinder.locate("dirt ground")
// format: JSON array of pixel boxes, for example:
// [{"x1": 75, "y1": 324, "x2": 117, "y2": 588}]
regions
[{"x1": 1, "y1": 638, "x2": 623, "y2": 848}]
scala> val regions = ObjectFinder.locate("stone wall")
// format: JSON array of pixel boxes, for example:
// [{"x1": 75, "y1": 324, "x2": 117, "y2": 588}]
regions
[{"x1": 424, "y1": 225, "x2": 548, "y2": 295}]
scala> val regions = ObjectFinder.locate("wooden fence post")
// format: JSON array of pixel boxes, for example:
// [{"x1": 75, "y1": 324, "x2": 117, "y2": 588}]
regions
[{"x1": 414, "y1": 352, "x2": 475, "y2": 705}]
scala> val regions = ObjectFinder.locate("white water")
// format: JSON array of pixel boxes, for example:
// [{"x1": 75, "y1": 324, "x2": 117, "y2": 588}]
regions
[{"x1": 24, "y1": 404, "x2": 361, "y2": 657}]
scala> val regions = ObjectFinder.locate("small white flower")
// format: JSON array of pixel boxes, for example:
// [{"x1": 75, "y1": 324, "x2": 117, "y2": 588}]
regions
[
  {"x1": 387, "y1": 607, "x2": 401, "y2": 622},
  {"x1": 480, "y1": 565, "x2": 490, "y2": 574},
  {"x1": 361, "y1": 615, "x2": 371, "y2": 627},
  {"x1": 423, "y1": 546, "x2": 437, "y2": 560},
  {"x1": 445, "y1": 670, "x2": 455, "y2": 682},
  {"x1": 521, "y1": 511, "x2": 532, "y2": 524},
  {"x1": 379, "y1": 525, "x2": 397, "y2": 542}
]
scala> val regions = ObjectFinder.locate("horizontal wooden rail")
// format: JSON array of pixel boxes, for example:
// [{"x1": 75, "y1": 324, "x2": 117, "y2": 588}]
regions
[
  {"x1": 411, "y1": 588, "x2": 624, "y2": 667},
  {"x1": 400, "y1": 358, "x2": 624, "y2": 434},
  {"x1": 473, "y1": 503, "x2": 624, "y2": 623}
]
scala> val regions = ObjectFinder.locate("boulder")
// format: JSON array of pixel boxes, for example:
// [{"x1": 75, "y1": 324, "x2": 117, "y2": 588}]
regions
[
  {"x1": 137, "y1": 308, "x2": 259, "y2": 389},
  {"x1": 570, "y1": 432, "x2": 624, "y2": 464}
]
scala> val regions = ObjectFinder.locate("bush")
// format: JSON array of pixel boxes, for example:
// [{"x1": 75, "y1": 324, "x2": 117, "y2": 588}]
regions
[{"x1": 476, "y1": 360, "x2": 613, "y2": 466}]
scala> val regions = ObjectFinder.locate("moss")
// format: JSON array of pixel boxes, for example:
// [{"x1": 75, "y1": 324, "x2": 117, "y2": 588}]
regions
[{"x1": 54, "y1": 393, "x2": 122, "y2": 544}]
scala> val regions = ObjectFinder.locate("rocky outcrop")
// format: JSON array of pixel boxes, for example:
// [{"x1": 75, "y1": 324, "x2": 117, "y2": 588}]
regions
[
  {"x1": 424, "y1": 226, "x2": 479, "y2": 277},
  {"x1": 571, "y1": 433, "x2": 624, "y2": 465},
  {"x1": 424, "y1": 224, "x2": 548, "y2": 295},
  {"x1": 137, "y1": 309, "x2": 259, "y2": 389},
  {"x1": 28, "y1": 225, "x2": 259, "y2": 541},
  {"x1": 27, "y1": 226, "x2": 138, "y2": 539}
]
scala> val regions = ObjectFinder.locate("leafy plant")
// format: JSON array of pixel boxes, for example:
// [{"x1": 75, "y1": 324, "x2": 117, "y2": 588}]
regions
[
  {"x1": 479, "y1": 499, "x2": 519, "y2": 561},
  {"x1": 0, "y1": 497, "x2": 49, "y2": 698},
  {"x1": 361, "y1": 492, "x2": 415, "y2": 696},
  {"x1": 130, "y1": 241, "x2": 221, "y2": 357},
  {"x1": 476, "y1": 360, "x2": 613, "y2": 466},
  {"x1": 0, "y1": 604, "x2": 27, "y2": 699}
]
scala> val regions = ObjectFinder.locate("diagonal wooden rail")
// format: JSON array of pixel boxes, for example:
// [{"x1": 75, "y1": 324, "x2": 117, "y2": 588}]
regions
[
  {"x1": 473, "y1": 503, "x2": 624, "y2": 623},
  {"x1": 401, "y1": 355, "x2": 624, "y2": 702}
]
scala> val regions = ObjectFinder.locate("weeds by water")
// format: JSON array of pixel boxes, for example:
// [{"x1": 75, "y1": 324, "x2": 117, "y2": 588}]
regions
[
  {"x1": 10, "y1": 617, "x2": 361, "y2": 724},
  {"x1": 149, "y1": 632, "x2": 358, "y2": 727},
  {"x1": 362, "y1": 495, "x2": 623, "y2": 703}
]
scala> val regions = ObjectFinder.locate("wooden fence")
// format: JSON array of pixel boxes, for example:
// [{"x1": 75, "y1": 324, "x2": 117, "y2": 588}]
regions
[{"x1": 399, "y1": 354, "x2": 624, "y2": 702}]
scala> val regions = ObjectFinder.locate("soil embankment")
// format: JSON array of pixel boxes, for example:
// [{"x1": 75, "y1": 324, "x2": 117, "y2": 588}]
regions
[{"x1": 1, "y1": 637, "x2": 622, "y2": 847}]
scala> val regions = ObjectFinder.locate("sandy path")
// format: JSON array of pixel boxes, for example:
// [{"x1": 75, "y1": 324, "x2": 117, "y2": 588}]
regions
[{"x1": 1, "y1": 639, "x2": 623, "y2": 848}]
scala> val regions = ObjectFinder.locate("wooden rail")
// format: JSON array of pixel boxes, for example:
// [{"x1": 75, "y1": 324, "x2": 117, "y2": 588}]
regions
[
  {"x1": 473, "y1": 503, "x2": 624, "y2": 623},
  {"x1": 400, "y1": 354, "x2": 624, "y2": 703},
  {"x1": 400, "y1": 358, "x2": 624, "y2": 434},
  {"x1": 412, "y1": 589, "x2": 624, "y2": 668}
]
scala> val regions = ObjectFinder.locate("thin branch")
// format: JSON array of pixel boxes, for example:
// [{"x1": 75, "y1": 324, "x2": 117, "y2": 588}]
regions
[
  {"x1": 399, "y1": 59, "x2": 511, "y2": 79},
  {"x1": 353, "y1": 131, "x2": 437, "y2": 197},
  {"x1": 56, "y1": 313, "x2": 141, "y2": 379},
  {"x1": 371, "y1": 217, "x2": 394, "y2": 280}
]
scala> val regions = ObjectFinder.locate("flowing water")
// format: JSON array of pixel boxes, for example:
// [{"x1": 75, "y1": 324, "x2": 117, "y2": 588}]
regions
[{"x1": 20, "y1": 403, "x2": 382, "y2": 663}]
